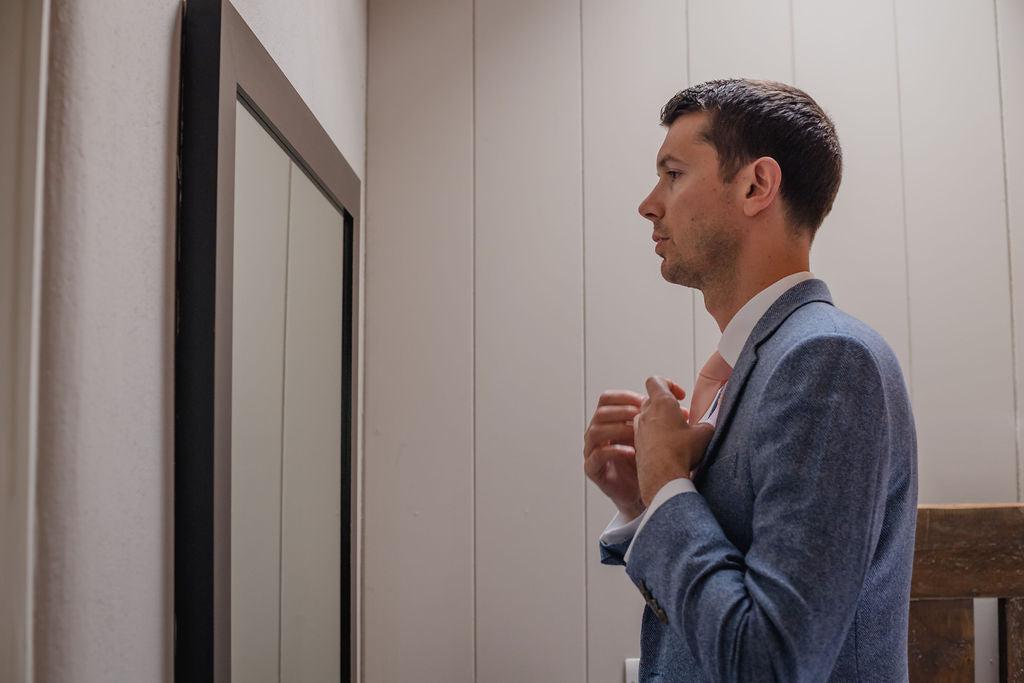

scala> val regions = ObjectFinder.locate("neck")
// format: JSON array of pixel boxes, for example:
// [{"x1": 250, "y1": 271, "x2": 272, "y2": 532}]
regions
[{"x1": 702, "y1": 249, "x2": 810, "y2": 332}]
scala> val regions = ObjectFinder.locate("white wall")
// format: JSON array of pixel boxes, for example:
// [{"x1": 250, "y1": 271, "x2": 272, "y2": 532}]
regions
[
  {"x1": 364, "y1": 1, "x2": 1023, "y2": 681},
  {"x1": 33, "y1": 1, "x2": 365, "y2": 681}
]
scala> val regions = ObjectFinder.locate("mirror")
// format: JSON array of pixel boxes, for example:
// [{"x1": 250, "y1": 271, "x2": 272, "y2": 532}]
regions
[
  {"x1": 176, "y1": 2, "x2": 359, "y2": 681},
  {"x1": 230, "y1": 99, "x2": 346, "y2": 681}
]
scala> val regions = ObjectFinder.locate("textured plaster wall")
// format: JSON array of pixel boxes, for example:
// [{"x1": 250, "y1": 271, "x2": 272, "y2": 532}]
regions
[{"x1": 35, "y1": 1, "x2": 365, "y2": 680}]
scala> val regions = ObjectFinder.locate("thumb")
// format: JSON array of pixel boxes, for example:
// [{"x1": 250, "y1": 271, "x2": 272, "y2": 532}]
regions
[{"x1": 693, "y1": 421, "x2": 716, "y2": 449}]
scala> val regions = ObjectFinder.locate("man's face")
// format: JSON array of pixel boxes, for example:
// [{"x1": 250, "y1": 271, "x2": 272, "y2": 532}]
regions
[{"x1": 638, "y1": 112, "x2": 741, "y2": 290}]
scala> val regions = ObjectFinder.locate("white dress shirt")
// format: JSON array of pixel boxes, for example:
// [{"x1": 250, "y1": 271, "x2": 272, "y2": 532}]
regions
[{"x1": 600, "y1": 272, "x2": 815, "y2": 562}]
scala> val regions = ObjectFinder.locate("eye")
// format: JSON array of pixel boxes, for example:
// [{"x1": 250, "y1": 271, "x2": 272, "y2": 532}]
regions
[{"x1": 666, "y1": 171, "x2": 681, "y2": 180}]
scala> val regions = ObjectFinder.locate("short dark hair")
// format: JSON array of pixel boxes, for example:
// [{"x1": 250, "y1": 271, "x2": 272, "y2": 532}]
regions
[{"x1": 661, "y1": 79, "x2": 842, "y2": 235}]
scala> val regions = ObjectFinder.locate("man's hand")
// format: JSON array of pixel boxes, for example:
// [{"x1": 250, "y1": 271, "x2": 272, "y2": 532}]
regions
[
  {"x1": 584, "y1": 390, "x2": 646, "y2": 521},
  {"x1": 634, "y1": 376, "x2": 715, "y2": 506}
]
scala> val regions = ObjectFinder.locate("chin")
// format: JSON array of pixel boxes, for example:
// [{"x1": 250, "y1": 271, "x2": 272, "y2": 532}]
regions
[
  {"x1": 661, "y1": 263, "x2": 700, "y2": 289},
  {"x1": 659, "y1": 260, "x2": 680, "y2": 281}
]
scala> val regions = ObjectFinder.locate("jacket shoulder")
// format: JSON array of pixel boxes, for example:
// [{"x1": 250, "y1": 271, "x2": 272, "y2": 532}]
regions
[{"x1": 763, "y1": 301, "x2": 901, "y2": 371}]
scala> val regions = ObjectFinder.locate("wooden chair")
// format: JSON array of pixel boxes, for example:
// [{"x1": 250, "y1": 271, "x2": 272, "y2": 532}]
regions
[{"x1": 909, "y1": 504, "x2": 1024, "y2": 682}]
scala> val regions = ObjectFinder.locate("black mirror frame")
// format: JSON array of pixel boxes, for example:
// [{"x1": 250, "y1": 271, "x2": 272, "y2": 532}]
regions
[{"x1": 175, "y1": 1, "x2": 360, "y2": 680}]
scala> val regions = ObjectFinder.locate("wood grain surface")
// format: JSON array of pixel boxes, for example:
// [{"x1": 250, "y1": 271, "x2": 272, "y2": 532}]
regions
[
  {"x1": 909, "y1": 598, "x2": 974, "y2": 682},
  {"x1": 1001, "y1": 598, "x2": 1024, "y2": 682},
  {"x1": 912, "y1": 504, "x2": 1024, "y2": 599}
]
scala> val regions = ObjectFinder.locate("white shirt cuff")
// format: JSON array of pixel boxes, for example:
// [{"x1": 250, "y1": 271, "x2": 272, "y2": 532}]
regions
[
  {"x1": 599, "y1": 509, "x2": 645, "y2": 545},
  {"x1": 623, "y1": 478, "x2": 697, "y2": 563}
]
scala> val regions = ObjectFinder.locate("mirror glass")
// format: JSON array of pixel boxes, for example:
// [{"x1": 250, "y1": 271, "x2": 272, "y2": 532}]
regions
[{"x1": 230, "y1": 99, "x2": 344, "y2": 682}]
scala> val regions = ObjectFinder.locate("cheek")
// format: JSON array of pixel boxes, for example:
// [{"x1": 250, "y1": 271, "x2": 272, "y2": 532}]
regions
[
  {"x1": 666, "y1": 186, "x2": 705, "y2": 218},
  {"x1": 663, "y1": 197, "x2": 691, "y2": 229}
]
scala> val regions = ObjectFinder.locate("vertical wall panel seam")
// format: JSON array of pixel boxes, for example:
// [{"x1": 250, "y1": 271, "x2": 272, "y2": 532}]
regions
[
  {"x1": 578, "y1": 0, "x2": 589, "y2": 680},
  {"x1": 471, "y1": 0, "x2": 479, "y2": 677},
  {"x1": 992, "y1": 0, "x2": 1022, "y2": 502},
  {"x1": 788, "y1": 0, "x2": 796, "y2": 84},
  {"x1": 686, "y1": 0, "x2": 696, "y2": 382},
  {"x1": 890, "y1": 0, "x2": 914, "y2": 402},
  {"x1": 277, "y1": 162, "x2": 295, "y2": 683},
  {"x1": 684, "y1": 0, "x2": 691, "y2": 86}
]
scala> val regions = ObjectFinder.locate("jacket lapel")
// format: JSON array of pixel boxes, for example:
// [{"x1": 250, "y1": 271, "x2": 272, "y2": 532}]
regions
[{"x1": 693, "y1": 279, "x2": 834, "y2": 485}]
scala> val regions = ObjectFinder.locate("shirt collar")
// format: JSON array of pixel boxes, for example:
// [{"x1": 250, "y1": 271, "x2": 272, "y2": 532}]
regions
[{"x1": 717, "y1": 271, "x2": 815, "y2": 368}]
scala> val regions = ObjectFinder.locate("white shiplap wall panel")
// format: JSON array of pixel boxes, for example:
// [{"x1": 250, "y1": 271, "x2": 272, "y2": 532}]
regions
[
  {"x1": 998, "y1": 0, "x2": 1024, "y2": 502},
  {"x1": 364, "y1": 0, "x2": 1023, "y2": 677},
  {"x1": 687, "y1": 0, "x2": 793, "y2": 83},
  {"x1": 685, "y1": 0, "x2": 794, "y2": 372},
  {"x1": 364, "y1": 0, "x2": 476, "y2": 680},
  {"x1": 895, "y1": 0, "x2": 1017, "y2": 503},
  {"x1": 581, "y1": 1, "x2": 689, "y2": 681},
  {"x1": 791, "y1": 0, "x2": 912, "y2": 379},
  {"x1": 474, "y1": 0, "x2": 586, "y2": 680}
]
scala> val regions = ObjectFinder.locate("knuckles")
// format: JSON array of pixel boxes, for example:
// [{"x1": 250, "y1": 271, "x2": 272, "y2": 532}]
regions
[{"x1": 645, "y1": 395, "x2": 681, "y2": 413}]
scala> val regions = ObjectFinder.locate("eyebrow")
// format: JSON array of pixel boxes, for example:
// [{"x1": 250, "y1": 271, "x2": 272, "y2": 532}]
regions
[{"x1": 657, "y1": 155, "x2": 686, "y2": 170}]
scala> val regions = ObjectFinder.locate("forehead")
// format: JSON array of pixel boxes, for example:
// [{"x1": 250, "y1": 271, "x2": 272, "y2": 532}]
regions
[{"x1": 657, "y1": 111, "x2": 716, "y2": 166}]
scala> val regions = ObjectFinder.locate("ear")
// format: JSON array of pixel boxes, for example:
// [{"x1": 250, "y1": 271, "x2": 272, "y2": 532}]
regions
[{"x1": 739, "y1": 156, "x2": 782, "y2": 218}]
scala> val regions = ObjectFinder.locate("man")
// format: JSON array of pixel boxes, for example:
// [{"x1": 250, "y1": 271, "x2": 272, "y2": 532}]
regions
[{"x1": 584, "y1": 79, "x2": 917, "y2": 681}]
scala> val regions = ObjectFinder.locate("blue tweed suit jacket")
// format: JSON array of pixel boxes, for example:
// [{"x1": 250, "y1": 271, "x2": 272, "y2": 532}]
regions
[{"x1": 601, "y1": 279, "x2": 918, "y2": 682}]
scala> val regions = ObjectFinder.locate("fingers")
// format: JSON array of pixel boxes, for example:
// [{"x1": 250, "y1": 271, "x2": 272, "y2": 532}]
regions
[
  {"x1": 596, "y1": 390, "x2": 644, "y2": 408},
  {"x1": 644, "y1": 376, "x2": 669, "y2": 397},
  {"x1": 583, "y1": 443, "x2": 636, "y2": 478},
  {"x1": 600, "y1": 381, "x2": 685, "y2": 406},
  {"x1": 593, "y1": 404, "x2": 640, "y2": 423},
  {"x1": 586, "y1": 393, "x2": 642, "y2": 457},
  {"x1": 584, "y1": 421, "x2": 635, "y2": 455},
  {"x1": 645, "y1": 375, "x2": 683, "y2": 400},
  {"x1": 666, "y1": 379, "x2": 687, "y2": 401}
]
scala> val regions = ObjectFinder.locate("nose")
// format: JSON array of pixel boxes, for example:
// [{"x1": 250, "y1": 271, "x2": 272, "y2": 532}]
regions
[{"x1": 638, "y1": 186, "x2": 662, "y2": 223}]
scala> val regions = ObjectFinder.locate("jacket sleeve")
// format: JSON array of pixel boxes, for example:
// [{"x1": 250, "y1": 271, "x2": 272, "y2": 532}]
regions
[{"x1": 624, "y1": 334, "x2": 892, "y2": 682}]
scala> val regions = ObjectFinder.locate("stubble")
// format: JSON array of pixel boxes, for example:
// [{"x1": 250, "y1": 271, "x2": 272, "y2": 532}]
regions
[{"x1": 660, "y1": 213, "x2": 741, "y2": 297}]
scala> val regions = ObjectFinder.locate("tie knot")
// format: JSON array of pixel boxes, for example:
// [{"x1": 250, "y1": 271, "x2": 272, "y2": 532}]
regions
[
  {"x1": 698, "y1": 350, "x2": 732, "y2": 383},
  {"x1": 689, "y1": 351, "x2": 733, "y2": 425}
]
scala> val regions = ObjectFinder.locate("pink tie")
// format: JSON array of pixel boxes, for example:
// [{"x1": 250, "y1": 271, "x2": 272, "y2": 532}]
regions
[{"x1": 689, "y1": 351, "x2": 732, "y2": 425}]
